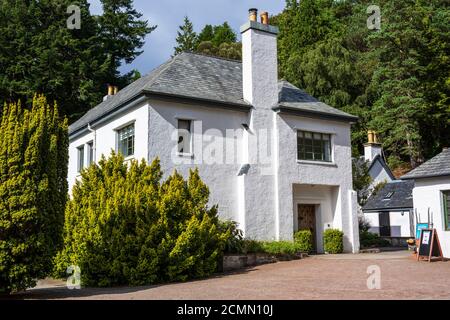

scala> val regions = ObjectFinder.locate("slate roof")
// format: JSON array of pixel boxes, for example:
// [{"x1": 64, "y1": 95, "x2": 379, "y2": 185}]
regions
[
  {"x1": 362, "y1": 180, "x2": 414, "y2": 212},
  {"x1": 275, "y1": 81, "x2": 358, "y2": 122},
  {"x1": 69, "y1": 52, "x2": 357, "y2": 137},
  {"x1": 401, "y1": 148, "x2": 450, "y2": 180}
]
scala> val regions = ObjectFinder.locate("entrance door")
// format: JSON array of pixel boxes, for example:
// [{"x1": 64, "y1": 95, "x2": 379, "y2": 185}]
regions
[
  {"x1": 379, "y1": 212, "x2": 391, "y2": 236},
  {"x1": 298, "y1": 204, "x2": 316, "y2": 251}
]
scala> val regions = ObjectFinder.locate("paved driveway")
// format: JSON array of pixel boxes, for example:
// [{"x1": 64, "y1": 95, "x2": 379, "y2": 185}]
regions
[{"x1": 7, "y1": 250, "x2": 450, "y2": 300}]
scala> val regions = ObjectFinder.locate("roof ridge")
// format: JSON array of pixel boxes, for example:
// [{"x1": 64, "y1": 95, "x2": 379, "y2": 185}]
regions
[{"x1": 179, "y1": 51, "x2": 242, "y2": 64}]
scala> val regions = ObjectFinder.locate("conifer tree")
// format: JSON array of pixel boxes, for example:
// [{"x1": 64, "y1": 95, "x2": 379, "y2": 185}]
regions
[
  {"x1": 0, "y1": 95, "x2": 68, "y2": 293},
  {"x1": 174, "y1": 16, "x2": 197, "y2": 55}
]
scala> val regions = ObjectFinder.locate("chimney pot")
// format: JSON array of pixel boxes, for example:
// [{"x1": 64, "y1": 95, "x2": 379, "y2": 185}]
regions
[
  {"x1": 367, "y1": 130, "x2": 374, "y2": 144},
  {"x1": 249, "y1": 8, "x2": 258, "y2": 22},
  {"x1": 107, "y1": 84, "x2": 114, "y2": 96},
  {"x1": 113, "y1": 86, "x2": 118, "y2": 95},
  {"x1": 260, "y1": 12, "x2": 269, "y2": 25}
]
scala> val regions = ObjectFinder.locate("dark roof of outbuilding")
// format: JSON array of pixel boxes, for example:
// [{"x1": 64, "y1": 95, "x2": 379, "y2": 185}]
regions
[
  {"x1": 69, "y1": 52, "x2": 357, "y2": 137},
  {"x1": 401, "y1": 148, "x2": 450, "y2": 180},
  {"x1": 362, "y1": 180, "x2": 414, "y2": 212}
]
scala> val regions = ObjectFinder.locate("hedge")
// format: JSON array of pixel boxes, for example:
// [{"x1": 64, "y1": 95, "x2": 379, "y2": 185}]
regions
[
  {"x1": 323, "y1": 229, "x2": 344, "y2": 254},
  {"x1": 293, "y1": 230, "x2": 313, "y2": 253}
]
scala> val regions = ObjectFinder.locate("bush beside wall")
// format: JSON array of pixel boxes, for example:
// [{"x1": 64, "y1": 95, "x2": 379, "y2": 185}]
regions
[
  {"x1": 323, "y1": 229, "x2": 344, "y2": 254},
  {"x1": 293, "y1": 230, "x2": 313, "y2": 253},
  {"x1": 54, "y1": 153, "x2": 229, "y2": 287}
]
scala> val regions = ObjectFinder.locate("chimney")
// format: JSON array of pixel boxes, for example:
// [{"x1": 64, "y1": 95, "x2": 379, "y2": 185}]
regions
[
  {"x1": 240, "y1": 9, "x2": 279, "y2": 107},
  {"x1": 364, "y1": 130, "x2": 382, "y2": 162},
  {"x1": 260, "y1": 12, "x2": 269, "y2": 25},
  {"x1": 103, "y1": 84, "x2": 117, "y2": 101},
  {"x1": 249, "y1": 8, "x2": 257, "y2": 22}
]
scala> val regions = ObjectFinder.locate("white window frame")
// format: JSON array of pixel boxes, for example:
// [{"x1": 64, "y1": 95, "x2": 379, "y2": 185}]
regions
[
  {"x1": 77, "y1": 145, "x2": 85, "y2": 172},
  {"x1": 115, "y1": 122, "x2": 135, "y2": 159},
  {"x1": 87, "y1": 141, "x2": 94, "y2": 166},
  {"x1": 177, "y1": 119, "x2": 193, "y2": 156}
]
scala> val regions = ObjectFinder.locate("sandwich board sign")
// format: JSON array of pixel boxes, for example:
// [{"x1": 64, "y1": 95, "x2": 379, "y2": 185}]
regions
[{"x1": 417, "y1": 228, "x2": 443, "y2": 262}]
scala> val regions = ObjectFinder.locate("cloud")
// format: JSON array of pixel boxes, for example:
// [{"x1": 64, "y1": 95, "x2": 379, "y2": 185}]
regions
[{"x1": 88, "y1": 0, "x2": 285, "y2": 76}]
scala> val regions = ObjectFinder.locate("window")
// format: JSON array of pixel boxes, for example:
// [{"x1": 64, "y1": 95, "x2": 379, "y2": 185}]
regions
[
  {"x1": 178, "y1": 119, "x2": 192, "y2": 154},
  {"x1": 443, "y1": 190, "x2": 450, "y2": 231},
  {"x1": 297, "y1": 131, "x2": 331, "y2": 162},
  {"x1": 384, "y1": 192, "x2": 394, "y2": 199},
  {"x1": 77, "y1": 145, "x2": 84, "y2": 172},
  {"x1": 87, "y1": 141, "x2": 94, "y2": 166},
  {"x1": 117, "y1": 124, "x2": 135, "y2": 157}
]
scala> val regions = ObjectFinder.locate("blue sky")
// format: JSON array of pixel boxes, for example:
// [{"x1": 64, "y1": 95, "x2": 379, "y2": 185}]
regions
[{"x1": 88, "y1": 0, "x2": 286, "y2": 75}]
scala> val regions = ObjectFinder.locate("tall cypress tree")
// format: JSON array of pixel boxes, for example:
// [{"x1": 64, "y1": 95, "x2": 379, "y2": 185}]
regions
[{"x1": 0, "y1": 95, "x2": 68, "y2": 293}]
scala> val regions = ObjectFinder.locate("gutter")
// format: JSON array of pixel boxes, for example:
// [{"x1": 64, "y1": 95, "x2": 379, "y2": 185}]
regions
[{"x1": 272, "y1": 105, "x2": 359, "y2": 124}]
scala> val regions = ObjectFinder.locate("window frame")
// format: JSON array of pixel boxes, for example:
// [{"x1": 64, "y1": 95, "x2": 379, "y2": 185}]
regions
[
  {"x1": 77, "y1": 145, "x2": 84, "y2": 173},
  {"x1": 116, "y1": 123, "x2": 135, "y2": 158},
  {"x1": 87, "y1": 141, "x2": 94, "y2": 166},
  {"x1": 443, "y1": 190, "x2": 450, "y2": 231},
  {"x1": 177, "y1": 119, "x2": 192, "y2": 155},
  {"x1": 297, "y1": 130, "x2": 332, "y2": 163}
]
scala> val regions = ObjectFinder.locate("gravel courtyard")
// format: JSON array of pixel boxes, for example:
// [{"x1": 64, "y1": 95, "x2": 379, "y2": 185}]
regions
[{"x1": 7, "y1": 250, "x2": 450, "y2": 300}]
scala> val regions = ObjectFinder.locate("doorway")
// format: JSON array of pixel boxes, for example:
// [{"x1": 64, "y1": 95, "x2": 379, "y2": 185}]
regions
[{"x1": 298, "y1": 204, "x2": 317, "y2": 252}]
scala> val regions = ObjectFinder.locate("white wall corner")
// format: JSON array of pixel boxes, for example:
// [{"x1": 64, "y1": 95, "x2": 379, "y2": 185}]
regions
[{"x1": 348, "y1": 190, "x2": 360, "y2": 253}]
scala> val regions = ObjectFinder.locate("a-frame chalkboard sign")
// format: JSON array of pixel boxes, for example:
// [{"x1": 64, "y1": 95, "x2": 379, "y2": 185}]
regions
[{"x1": 417, "y1": 229, "x2": 443, "y2": 262}]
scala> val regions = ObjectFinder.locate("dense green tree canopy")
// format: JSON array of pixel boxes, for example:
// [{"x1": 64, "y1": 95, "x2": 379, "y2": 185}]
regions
[
  {"x1": 0, "y1": 0, "x2": 154, "y2": 122},
  {"x1": 273, "y1": 0, "x2": 449, "y2": 169}
]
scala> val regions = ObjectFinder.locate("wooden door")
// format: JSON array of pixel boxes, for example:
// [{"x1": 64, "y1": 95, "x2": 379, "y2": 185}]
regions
[
  {"x1": 298, "y1": 204, "x2": 316, "y2": 251},
  {"x1": 379, "y1": 212, "x2": 391, "y2": 237}
]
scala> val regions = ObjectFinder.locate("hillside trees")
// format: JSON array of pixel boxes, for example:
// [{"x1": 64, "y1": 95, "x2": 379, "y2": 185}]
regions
[
  {"x1": 0, "y1": 0, "x2": 155, "y2": 122},
  {"x1": 0, "y1": 95, "x2": 68, "y2": 293}
]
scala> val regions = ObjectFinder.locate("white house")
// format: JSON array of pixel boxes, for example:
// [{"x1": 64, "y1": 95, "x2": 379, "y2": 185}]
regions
[
  {"x1": 401, "y1": 148, "x2": 450, "y2": 258},
  {"x1": 358, "y1": 131, "x2": 395, "y2": 191},
  {"x1": 362, "y1": 180, "x2": 414, "y2": 244},
  {"x1": 67, "y1": 9, "x2": 360, "y2": 253},
  {"x1": 359, "y1": 132, "x2": 414, "y2": 244}
]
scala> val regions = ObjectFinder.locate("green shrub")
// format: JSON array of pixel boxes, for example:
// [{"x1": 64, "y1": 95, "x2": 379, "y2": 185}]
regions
[
  {"x1": 360, "y1": 231, "x2": 391, "y2": 248},
  {"x1": 0, "y1": 96, "x2": 68, "y2": 293},
  {"x1": 242, "y1": 239, "x2": 265, "y2": 254},
  {"x1": 220, "y1": 220, "x2": 244, "y2": 254},
  {"x1": 323, "y1": 229, "x2": 344, "y2": 254},
  {"x1": 260, "y1": 241, "x2": 301, "y2": 255},
  {"x1": 293, "y1": 230, "x2": 313, "y2": 253},
  {"x1": 54, "y1": 153, "x2": 228, "y2": 287}
]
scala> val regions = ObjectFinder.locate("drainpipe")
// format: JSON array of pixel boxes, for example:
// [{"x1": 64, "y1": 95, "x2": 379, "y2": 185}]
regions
[{"x1": 87, "y1": 123, "x2": 96, "y2": 163}]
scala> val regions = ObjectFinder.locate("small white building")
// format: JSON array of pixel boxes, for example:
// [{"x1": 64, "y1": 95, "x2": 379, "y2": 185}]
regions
[
  {"x1": 401, "y1": 148, "x2": 450, "y2": 258},
  {"x1": 362, "y1": 180, "x2": 414, "y2": 243},
  {"x1": 67, "y1": 9, "x2": 360, "y2": 253}
]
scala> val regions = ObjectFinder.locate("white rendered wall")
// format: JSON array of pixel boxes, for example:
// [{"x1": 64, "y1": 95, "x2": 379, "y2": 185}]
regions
[
  {"x1": 147, "y1": 99, "x2": 247, "y2": 224},
  {"x1": 389, "y1": 211, "x2": 412, "y2": 237},
  {"x1": 240, "y1": 25, "x2": 279, "y2": 240},
  {"x1": 68, "y1": 101, "x2": 149, "y2": 192},
  {"x1": 275, "y1": 114, "x2": 359, "y2": 252},
  {"x1": 364, "y1": 211, "x2": 412, "y2": 237},
  {"x1": 364, "y1": 144, "x2": 382, "y2": 162},
  {"x1": 412, "y1": 176, "x2": 450, "y2": 258}
]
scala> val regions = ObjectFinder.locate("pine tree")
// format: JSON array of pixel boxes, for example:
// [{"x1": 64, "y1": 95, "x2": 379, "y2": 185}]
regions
[
  {"x1": 174, "y1": 16, "x2": 197, "y2": 55},
  {"x1": 98, "y1": 0, "x2": 156, "y2": 86}
]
